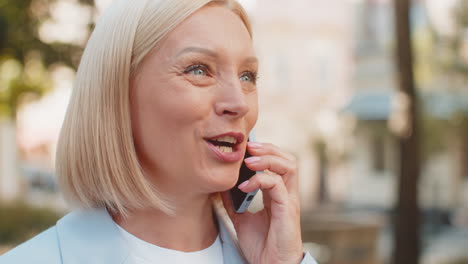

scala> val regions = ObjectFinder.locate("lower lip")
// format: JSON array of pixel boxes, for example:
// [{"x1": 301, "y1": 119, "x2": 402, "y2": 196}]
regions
[{"x1": 205, "y1": 140, "x2": 243, "y2": 163}]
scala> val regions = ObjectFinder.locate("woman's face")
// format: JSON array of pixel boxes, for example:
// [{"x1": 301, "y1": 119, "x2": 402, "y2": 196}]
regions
[{"x1": 130, "y1": 4, "x2": 258, "y2": 197}]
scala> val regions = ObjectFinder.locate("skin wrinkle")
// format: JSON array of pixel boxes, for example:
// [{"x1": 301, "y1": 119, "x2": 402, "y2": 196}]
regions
[
  {"x1": 114, "y1": 4, "x2": 258, "y2": 252},
  {"x1": 51, "y1": 0, "x2": 304, "y2": 261},
  {"x1": 176, "y1": 46, "x2": 259, "y2": 67}
]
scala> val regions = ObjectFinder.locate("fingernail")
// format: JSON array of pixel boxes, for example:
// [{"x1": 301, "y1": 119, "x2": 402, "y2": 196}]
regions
[
  {"x1": 244, "y1": 156, "x2": 261, "y2": 163},
  {"x1": 238, "y1": 180, "x2": 249, "y2": 189},
  {"x1": 248, "y1": 142, "x2": 262, "y2": 148}
]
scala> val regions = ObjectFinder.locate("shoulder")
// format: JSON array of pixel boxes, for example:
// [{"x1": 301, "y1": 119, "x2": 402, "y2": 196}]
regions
[
  {"x1": 1, "y1": 208, "x2": 127, "y2": 264},
  {"x1": 0, "y1": 226, "x2": 61, "y2": 264}
]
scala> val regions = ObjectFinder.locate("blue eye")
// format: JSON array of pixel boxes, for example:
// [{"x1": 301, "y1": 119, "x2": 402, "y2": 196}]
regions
[
  {"x1": 240, "y1": 71, "x2": 257, "y2": 84},
  {"x1": 240, "y1": 75, "x2": 250, "y2": 82},
  {"x1": 184, "y1": 65, "x2": 208, "y2": 76},
  {"x1": 191, "y1": 68, "x2": 206, "y2": 76}
]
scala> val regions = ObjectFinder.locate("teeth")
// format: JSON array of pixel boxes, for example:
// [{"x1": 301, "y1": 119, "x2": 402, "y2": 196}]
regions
[
  {"x1": 214, "y1": 136, "x2": 237, "y2": 144},
  {"x1": 217, "y1": 145, "x2": 233, "y2": 153}
]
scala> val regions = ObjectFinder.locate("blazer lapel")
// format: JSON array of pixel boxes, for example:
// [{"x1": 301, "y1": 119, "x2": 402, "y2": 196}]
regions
[
  {"x1": 56, "y1": 207, "x2": 247, "y2": 264},
  {"x1": 56, "y1": 208, "x2": 129, "y2": 264},
  {"x1": 215, "y1": 210, "x2": 248, "y2": 264}
]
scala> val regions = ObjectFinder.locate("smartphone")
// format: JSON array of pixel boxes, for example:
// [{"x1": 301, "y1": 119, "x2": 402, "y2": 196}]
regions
[{"x1": 229, "y1": 131, "x2": 262, "y2": 213}]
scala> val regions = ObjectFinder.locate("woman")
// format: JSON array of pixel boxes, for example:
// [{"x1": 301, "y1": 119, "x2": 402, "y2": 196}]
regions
[{"x1": 1, "y1": 0, "x2": 317, "y2": 263}]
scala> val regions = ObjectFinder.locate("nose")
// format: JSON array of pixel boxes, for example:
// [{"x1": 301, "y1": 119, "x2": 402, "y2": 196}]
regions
[{"x1": 214, "y1": 78, "x2": 250, "y2": 118}]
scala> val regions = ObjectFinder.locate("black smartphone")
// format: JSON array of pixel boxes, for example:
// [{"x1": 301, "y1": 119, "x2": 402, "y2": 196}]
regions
[{"x1": 229, "y1": 133, "x2": 261, "y2": 213}]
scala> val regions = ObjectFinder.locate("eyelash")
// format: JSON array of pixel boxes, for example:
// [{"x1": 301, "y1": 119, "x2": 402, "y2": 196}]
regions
[
  {"x1": 240, "y1": 71, "x2": 258, "y2": 84},
  {"x1": 183, "y1": 63, "x2": 258, "y2": 84},
  {"x1": 183, "y1": 63, "x2": 210, "y2": 76}
]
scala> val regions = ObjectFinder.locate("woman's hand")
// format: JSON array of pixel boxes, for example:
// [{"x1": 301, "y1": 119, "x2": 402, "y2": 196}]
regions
[{"x1": 221, "y1": 142, "x2": 304, "y2": 264}]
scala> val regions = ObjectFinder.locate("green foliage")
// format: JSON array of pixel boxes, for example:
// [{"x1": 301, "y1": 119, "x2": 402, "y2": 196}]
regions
[
  {"x1": 419, "y1": 107, "x2": 468, "y2": 163},
  {"x1": 0, "y1": 0, "x2": 95, "y2": 119},
  {"x1": 420, "y1": 111, "x2": 449, "y2": 159},
  {"x1": 447, "y1": 0, "x2": 468, "y2": 75},
  {"x1": 422, "y1": 0, "x2": 468, "y2": 162},
  {"x1": 0, "y1": 202, "x2": 62, "y2": 245},
  {"x1": 413, "y1": 23, "x2": 436, "y2": 87},
  {"x1": 428, "y1": 0, "x2": 468, "y2": 77},
  {"x1": 451, "y1": 0, "x2": 468, "y2": 76},
  {"x1": 0, "y1": 55, "x2": 52, "y2": 118},
  {"x1": 0, "y1": 0, "x2": 95, "y2": 67},
  {"x1": 454, "y1": 0, "x2": 468, "y2": 32}
]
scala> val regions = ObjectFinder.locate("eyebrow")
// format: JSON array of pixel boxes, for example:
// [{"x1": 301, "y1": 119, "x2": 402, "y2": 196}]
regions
[{"x1": 176, "y1": 46, "x2": 258, "y2": 65}]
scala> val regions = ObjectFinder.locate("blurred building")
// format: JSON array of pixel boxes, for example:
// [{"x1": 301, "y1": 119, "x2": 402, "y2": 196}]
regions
[
  {"x1": 343, "y1": 0, "x2": 468, "y2": 219},
  {"x1": 343, "y1": 0, "x2": 398, "y2": 211},
  {"x1": 342, "y1": 0, "x2": 468, "y2": 262},
  {"x1": 1, "y1": 0, "x2": 466, "y2": 261},
  {"x1": 253, "y1": 0, "x2": 355, "y2": 211}
]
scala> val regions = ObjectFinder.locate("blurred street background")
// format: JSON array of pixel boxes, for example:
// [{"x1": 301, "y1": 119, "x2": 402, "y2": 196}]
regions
[{"x1": 1, "y1": 0, "x2": 468, "y2": 263}]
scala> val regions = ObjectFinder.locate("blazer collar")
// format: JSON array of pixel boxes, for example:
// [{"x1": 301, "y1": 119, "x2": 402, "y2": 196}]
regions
[{"x1": 56, "y1": 208, "x2": 246, "y2": 264}]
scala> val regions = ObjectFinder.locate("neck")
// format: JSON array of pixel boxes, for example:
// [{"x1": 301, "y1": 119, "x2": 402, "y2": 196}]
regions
[{"x1": 112, "y1": 193, "x2": 219, "y2": 252}]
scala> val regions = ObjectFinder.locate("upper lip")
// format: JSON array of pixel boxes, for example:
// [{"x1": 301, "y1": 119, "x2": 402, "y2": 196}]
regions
[{"x1": 204, "y1": 132, "x2": 245, "y2": 145}]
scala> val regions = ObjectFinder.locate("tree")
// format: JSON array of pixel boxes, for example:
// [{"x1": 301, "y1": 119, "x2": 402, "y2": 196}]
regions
[
  {"x1": 392, "y1": 0, "x2": 421, "y2": 263},
  {"x1": 0, "y1": 0, "x2": 96, "y2": 119},
  {"x1": 0, "y1": 0, "x2": 96, "y2": 201}
]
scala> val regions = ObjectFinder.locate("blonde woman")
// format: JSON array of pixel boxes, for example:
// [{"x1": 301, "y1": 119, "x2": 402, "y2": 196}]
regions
[{"x1": 2, "y1": 0, "x2": 317, "y2": 263}]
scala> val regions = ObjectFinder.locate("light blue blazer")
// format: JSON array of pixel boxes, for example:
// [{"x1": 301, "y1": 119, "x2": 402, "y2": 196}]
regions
[{"x1": 1, "y1": 208, "x2": 317, "y2": 263}]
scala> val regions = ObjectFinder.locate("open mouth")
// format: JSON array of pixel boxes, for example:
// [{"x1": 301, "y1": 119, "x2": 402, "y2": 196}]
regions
[
  {"x1": 203, "y1": 133, "x2": 245, "y2": 162},
  {"x1": 206, "y1": 136, "x2": 239, "y2": 153}
]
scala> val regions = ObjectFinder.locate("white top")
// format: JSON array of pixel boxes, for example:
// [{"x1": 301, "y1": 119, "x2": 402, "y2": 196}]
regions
[{"x1": 115, "y1": 223, "x2": 224, "y2": 264}]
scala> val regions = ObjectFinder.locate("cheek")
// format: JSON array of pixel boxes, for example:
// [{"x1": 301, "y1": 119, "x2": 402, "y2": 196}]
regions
[
  {"x1": 131, "y1": 82, "x2": 214, "y2": 151},
  {"x1": 130, "y1": 84, "x2": 214, "y2": 174},
  {"x1": 163, "y1": 90, "x2": 214, "y2": 126},
  {"x1": 246, "y1": 94, "x2": 259, "y2": 128},
  {"x1": 138, "y1": 81, "x2": 212, "y2": 124}
]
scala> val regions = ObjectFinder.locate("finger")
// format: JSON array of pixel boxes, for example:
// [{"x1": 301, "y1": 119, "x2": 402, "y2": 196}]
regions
[
  {"x1": 244, "y1": 155, "x2": 299, "y2": 195},
  {"x1": 259, "y1": 171, "x2": 297, "y2": 217},
  {"x1": 244, "y1": 155, "x2": 294, "y2": 176},
  {"x1": 247, "y1": 142, "x2": 296, "y2": 161},
  {"x1": 262, "y1": 189, "x2": 271, "y2": 217},
  {"x1": 239, "y1": 173, "x2": 289, "y2": 212},
  {"x1": 246, "y1": 142, "x2": 299, "y2": 194}
]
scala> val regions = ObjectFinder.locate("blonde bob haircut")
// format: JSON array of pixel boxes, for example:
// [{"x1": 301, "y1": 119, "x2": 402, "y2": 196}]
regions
[{"x1": 56, "y1": 0, "x2": 252, "y2": 217}]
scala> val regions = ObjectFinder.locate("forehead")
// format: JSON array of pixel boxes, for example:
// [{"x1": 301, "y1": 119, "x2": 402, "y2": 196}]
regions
[{"x1": 158, "y1": 4, "x2": 254, "y2": 58}]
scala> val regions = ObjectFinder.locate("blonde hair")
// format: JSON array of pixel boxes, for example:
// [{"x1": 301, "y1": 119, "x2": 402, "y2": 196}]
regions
[{"x1": 56, "y1": 0, "x2": 252, "y2": 217}]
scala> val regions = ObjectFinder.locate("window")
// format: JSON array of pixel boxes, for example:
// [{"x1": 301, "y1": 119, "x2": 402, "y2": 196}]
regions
[{"x1": 372, "y1": 133, "x2": 385, "y2": 173}]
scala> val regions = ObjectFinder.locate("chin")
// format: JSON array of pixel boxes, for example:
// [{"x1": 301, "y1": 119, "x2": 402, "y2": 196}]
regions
[{"x1": 206, "y1": 167, "x2": 240, "y2": 192}]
